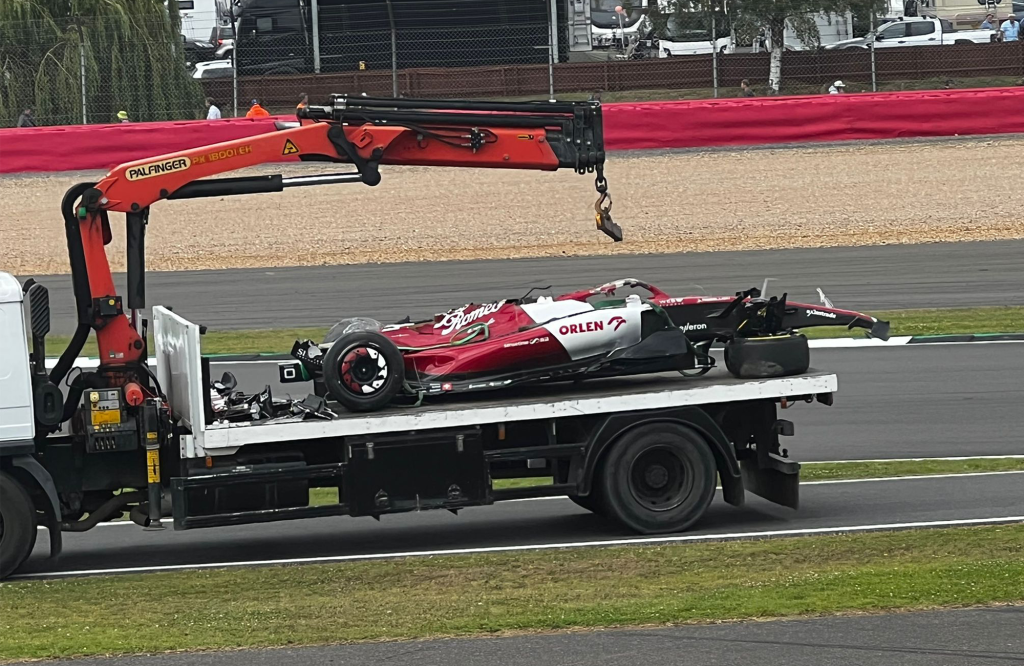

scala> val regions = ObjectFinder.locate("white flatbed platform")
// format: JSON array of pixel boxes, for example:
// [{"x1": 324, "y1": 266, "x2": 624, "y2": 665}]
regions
[{"x1": 153, "y1": 307, "x2": 837, "y2": 457}]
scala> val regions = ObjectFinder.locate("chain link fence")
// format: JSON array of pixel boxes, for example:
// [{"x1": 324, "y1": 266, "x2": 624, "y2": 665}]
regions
[{"x1": 3, "y1": 1, "x2": 1023, "y2": 127}]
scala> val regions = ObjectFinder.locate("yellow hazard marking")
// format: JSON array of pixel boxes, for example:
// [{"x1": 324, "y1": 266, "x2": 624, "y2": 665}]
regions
[
  {"x1": 91, "y1": 409, "x2": 120, "y2": 426},
  {"x1": 147, "y1": 448, "x2": 161, "y2": 483},
  {"x1": 147, "y1": 431, "x2": 158, "y2": 440},
  {"x1": 282, "y1": 139, "x2": 300, "y2": 156}
]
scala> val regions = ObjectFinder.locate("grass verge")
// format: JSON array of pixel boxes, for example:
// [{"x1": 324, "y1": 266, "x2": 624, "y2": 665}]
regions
[
  {"x1": 307, "y1": 457, "x2": 1024, "y2": 506},
  {"x1": 2, "y1": 524, "x2": 1023, "y2": 661},
  {"x1": 43, "y1": 306, "x2": 1024, "y2": 357}
]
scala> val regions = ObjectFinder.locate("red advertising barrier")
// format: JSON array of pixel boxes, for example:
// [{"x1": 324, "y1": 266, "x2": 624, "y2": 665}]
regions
[
  {"x1": 602, "y1": 87, "x2": 1024, "y2": 151},
  {"x1": 2, "y1": 87, "x2": 1023, "y2": 174}
]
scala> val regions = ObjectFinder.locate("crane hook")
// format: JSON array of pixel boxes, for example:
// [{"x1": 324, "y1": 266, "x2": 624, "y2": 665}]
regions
[{"x1": 594, "y1": 175, "x2": 622, "y2": 242}]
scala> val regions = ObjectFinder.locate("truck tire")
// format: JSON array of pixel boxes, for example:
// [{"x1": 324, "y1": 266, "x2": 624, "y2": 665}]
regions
[
  {"x1": 598, "y1": 423, "x2": 717, "y2": 534},
  {"x1": 724, "y1": 334, "x2": 809, "y2": 379},
  {"x1": 1, "y1": 471, "x2": 38, "y2": 579},
  {"x1": 323, "y1": 331, "x2": 405, "y2": 412}
]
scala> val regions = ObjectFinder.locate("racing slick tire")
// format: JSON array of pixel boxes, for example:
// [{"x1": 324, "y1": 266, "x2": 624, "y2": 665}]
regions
[
  {"x1": 724, "y1": 334, "x2": 810, "y2": 379},
  {"x1": 323, "y1": 332, "x2": 405, "y2": 412},
  {"x1": 1, "y1": 471, "x2": 38, "y2": 580},
  {"x1": 598, "y1": 423, "x2": 717, "y2": 534}
]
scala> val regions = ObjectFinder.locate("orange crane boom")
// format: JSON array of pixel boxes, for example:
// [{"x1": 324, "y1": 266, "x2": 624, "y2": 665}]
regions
[{"x1": 53, "y1": 96, "x2": 618, "y2": 390}]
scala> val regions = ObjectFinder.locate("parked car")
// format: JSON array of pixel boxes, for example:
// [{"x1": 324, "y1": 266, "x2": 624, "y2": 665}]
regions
[
  {"x1": 191, "y1": 59, "x2": 234, "y2": 79},
  {"x1": 183, "y1": 37, "x2": 218, "y2": 68},
  {"x1": 825, "y1": 16, "x2": 996, "y2": 49},
  {"x1": 209, "y1": 23, "x2": 235, "y2": 59}
]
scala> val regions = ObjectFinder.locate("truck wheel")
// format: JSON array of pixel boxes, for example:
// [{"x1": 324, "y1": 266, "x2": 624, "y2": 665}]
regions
[
  {"x1": 724, "y1": 334, "x2": 809, "y2": 379},
  {"x1": 1, "y1": 471, "x2": 38, "y2": 579},
  {"x1": 598, "y1": 423, "x2": 716, "y2": 534},
  {"x1": 323, "y1": 331, "x2": 405, "y2": 412}
]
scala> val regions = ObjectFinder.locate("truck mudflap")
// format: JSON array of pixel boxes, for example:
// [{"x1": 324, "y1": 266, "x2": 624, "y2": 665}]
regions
[{"x1": 740, "y1": 455, "x2": 800, "y2": 510}]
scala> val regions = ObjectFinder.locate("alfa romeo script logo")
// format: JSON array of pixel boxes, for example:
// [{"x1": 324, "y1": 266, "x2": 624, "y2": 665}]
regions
[{"x1": 434, "y1": 300, "x2": 505, "y2": 335}]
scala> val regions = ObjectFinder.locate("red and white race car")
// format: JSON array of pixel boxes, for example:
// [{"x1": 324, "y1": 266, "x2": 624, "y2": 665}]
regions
[{"x1": 290, "y1": 278, "x2": 886, "y2": 412}]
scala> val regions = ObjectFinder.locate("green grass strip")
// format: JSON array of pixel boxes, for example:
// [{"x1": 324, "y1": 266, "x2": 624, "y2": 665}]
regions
[{"x1": 2, "y1": 524, "x2": 1023, "y2": 661}]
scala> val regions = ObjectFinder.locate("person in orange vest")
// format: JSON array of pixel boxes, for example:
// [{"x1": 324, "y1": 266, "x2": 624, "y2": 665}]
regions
[
  {"x1": 245, "y1": 99, "x2": 270, "y2": 118},
  {"x1": 296, "y1": 92, "x2": 308, "y2": 110}
]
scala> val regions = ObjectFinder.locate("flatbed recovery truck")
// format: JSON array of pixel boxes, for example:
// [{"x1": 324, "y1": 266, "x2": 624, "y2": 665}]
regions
[{"x1": 0, "y1": 96, "x2": 837, "y2": 579}]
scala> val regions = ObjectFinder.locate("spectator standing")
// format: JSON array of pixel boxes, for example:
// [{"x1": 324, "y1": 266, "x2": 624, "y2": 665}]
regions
[
  {"x1": 16, "y1": 106, "x2": 35, "y2": 127},
  {"x1": 246, "y1": 99, "x2": 270, "y2": 118},
  {"x1": 740, "y1": 79, "x2": 756, "y2": 97},
  {"x1": 1001, "y1": 15, "x2": 1020, "y2": 41},
  {"x1": 981, "y1": 13, "x2": 995, "y2": 29},
  {"x1": 206, "y1": 98, "x2": 222, "y2": 120},
  {"x1": 828, "y1": 80, "x2": 846, "y2": 94},
  {"x1": 297, "y1": 92, "x2": 309, "y2": 110}
]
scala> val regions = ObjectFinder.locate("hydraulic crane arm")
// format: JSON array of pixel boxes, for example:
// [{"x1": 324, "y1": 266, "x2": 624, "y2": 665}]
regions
[{"x1": 55, "y1": 96, "x2": 619, "y2": 388}]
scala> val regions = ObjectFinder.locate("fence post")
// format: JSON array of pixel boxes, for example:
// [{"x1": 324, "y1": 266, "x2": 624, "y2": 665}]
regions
[
  {"x1": 386, "y1": 0, "x2": 398, "y2": 97},
  {"x1": 870, "y1": 13, "x2": 877, "y2": 92},
  {"x1": 711, "y1": 14, "x2": 718, "y2": 98},
  {"x1": 312, "y1": 0, "x2": 321, "y2": 73},
  {"x1": 79, "y1": 39, "x2": 88, "y2": 124},
  {"x1": 232, "y1": 16, "x2": 239, "y2": 117},
  {"x1": 548, "y1": 0, "x2": 558, "y2": 101}
]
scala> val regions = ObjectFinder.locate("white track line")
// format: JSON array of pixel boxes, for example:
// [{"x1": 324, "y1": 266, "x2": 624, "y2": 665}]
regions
[
  {"x1": 808, "y1": 455, "x2": 1024, "y2": 464},
  {"x1": 16, "y1": 515, "x2": 1024, "y2": 580}
]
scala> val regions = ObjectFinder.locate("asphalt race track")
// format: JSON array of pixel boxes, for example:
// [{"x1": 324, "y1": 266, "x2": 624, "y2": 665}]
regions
[
  {"x1": 219, "y1": 344, "x2": 1024, "y2": 461},
  {"x1": 16, "y1": 344, "x2": 1024, "y2": 578},
  {"x1": 25, "y1": 606, "x2": 1024, "y2": 666},
  {"x1": 24, "y1": 239, "x2": 1024, "y2": 334},
  {"x1": 17, "y1": 467, "x2": 1024, "y2": 578}
]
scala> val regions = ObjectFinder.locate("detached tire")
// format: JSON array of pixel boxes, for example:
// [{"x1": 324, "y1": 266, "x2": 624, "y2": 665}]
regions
[
  {"x1": 1, "y1": 471, "x2": 37, "y2": 579},
  {"x1": 599, "y1": 423, "x2": 717, "y2": 534},
  {"x1": 724, "y1": 334, "x2": 809, "y2": 379},
  {"x1": 323, "y1": 331, "x2": 405, "y2": 412}
]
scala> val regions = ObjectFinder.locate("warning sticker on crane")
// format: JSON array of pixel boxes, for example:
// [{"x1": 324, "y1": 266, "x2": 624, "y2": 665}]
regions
[{"x1": 282, "y1": 139, "x2": 300, "y2": 156}]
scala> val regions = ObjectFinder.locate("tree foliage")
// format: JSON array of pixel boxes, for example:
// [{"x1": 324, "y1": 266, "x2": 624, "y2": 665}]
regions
[
  {"x1": 0, "y1": 0, "x2": 205, "y2": 126},
  {"x1": 655, "y1": 0, "x2": 886, "y2": 92}
]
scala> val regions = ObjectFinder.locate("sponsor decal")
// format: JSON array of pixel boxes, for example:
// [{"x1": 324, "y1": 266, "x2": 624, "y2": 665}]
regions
[
  {"x1": 435, "y1": 300, "x2": 505, "y2": 335},
  {"x1": 558, "y1": 315, "x2": 627, "y2": 336},
  {"x1": 560, "y1": 320, "x2": 604, "y2": 335},
  {"x1": 503, "y1": 336, "x2": 550, "y2": 348},
  {"x1": 681, "y1": 322, "x2": 707, "y2": 332},
  {"x1": 441, "y1": 382, "x2": 453, "y2": 392},
  {"x1": 193, "y1": 144, "x2": 252, "y2": 165},
  {"x1": 807, "y1": 309, "x2": 837, "y2": 319},
  {"x1": 282, "y1": 139, "x2": 300, "y2": 156},
  {"x1": 126, "y1": 157, "x2": 191, "y2": 181},
  {"x1": 516, "y1": 134, "x2": 535, "y2": 140}
]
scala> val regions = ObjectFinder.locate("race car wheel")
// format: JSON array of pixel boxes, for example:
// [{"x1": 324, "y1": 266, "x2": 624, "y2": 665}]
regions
[
  {"x1": 724, "y1": 333, "x2": 810, "y2": 379},
  {"x1": 598, "y1": 423, "x2": 716, "y2": 534},
  {"x1": 322, "y1": 332, "x2": 404, "y2": 412},
  {"x1": 1, "y1": 471, "x2": 38, "y2": 580}
]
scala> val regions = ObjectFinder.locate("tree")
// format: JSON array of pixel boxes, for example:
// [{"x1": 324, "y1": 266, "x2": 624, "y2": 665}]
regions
[
  {"x1": 728, "y1": 0, "x2": 885, "y2": 93},
  {"x1": 0, "y1": 0, "x2": 204, "y2": 126}
]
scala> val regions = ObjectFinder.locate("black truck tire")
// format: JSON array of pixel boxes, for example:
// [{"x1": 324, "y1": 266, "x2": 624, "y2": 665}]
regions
[
  {"x1": 597, "y1": 423, "x2": 717, "y2": 534},
  {"x1": 724, "y1": 334, "x2": 810, "y2": 379},
  {"x1": 323, "y1": 331, "x2": 405, "y2": 412},
  {"x1": 1, "y1": 471, "x2": 38, "y2": 579}
]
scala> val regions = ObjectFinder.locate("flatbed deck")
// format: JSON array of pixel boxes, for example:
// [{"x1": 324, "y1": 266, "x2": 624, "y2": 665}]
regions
[{"x1": 153, "y1": 307, "x2": 836, "y2": 456}]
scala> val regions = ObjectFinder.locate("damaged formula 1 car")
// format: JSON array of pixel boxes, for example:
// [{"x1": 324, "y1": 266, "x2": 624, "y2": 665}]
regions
[
  {"x1": 288, "y1": 278, "x2": 889, "y2": 413},
  {"x1": 555, "y1": 278, "x2": 891, "y2": 378},
  {"x1": 289, "y1": 292, "x2": 700, "y2": 412}
]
